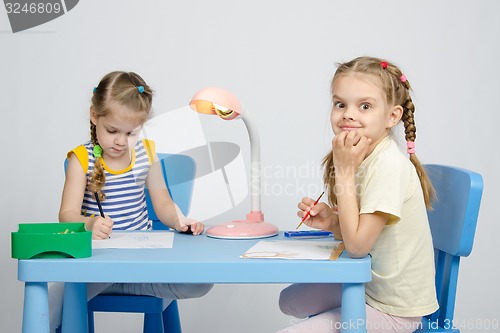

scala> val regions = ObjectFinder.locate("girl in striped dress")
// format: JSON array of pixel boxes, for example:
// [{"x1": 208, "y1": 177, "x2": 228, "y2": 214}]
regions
[{"x1": 51, "y1": 71, "x2": 212, "y2": 332}]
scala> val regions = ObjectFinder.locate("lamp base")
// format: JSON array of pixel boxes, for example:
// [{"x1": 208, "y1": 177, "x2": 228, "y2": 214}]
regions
[{"x1": 206, "y1": 220, "x2": 279, "y2": 239}]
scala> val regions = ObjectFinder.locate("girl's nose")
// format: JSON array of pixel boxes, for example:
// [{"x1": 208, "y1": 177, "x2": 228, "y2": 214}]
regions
[
  {"x1": 343, "y1": 106, "x2": 355, "y2": 120},
  {"x1": 115, "y1": 134, "x2": 127, "y2": 146}
]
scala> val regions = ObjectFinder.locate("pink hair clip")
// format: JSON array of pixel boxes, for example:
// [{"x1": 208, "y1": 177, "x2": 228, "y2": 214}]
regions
[
  {"x1": 400, "y1": 74, "x2": 407, "y2": 83},
  {"x1": 380, "y1": 61, "x2": 388, "y2": 69},
  {"x1": 406, "y1": 141, "x2": 416, "y2": 154}
]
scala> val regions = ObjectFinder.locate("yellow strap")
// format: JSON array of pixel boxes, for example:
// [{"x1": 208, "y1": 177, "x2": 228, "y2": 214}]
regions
[
  {"x1": 143, "y1": 139, "x2": 156, "y2": 165},
  {"x1": 67, "y1": 145, "x2": 89, "y2": 173}
]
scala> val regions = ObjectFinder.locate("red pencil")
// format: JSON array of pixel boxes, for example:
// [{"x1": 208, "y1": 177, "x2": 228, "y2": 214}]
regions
[{"x1": 296, "y1": 191, "x2": 325, "y2": 229}]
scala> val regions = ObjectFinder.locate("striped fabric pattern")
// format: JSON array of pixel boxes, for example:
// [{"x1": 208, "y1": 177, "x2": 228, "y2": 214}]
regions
[{"x1": 78, "y1": 139, "x2": 153, "y2": 230}]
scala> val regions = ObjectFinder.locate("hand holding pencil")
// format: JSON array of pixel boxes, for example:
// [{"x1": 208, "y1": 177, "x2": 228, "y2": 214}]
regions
[
  {"x1": 296, "y1": 191, "x2": 337, "y2": 231},
  {"x1": 91, "y1": 192, "x2": 114, "y2": 240},
  {"x1": 296, "y1": 191, "x2": 325, "y2": 229}
]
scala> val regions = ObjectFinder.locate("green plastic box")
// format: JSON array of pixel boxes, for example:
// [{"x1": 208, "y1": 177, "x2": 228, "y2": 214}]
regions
[{"x1": 11, "y1": 223, "x2": 92, "y2": 259}]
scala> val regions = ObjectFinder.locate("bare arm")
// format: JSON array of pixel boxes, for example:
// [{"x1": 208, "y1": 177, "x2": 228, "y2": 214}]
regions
[
  {"x1": 332, "y1": 131, "x2": 387, "y2": 258},
  {"x1": 334, "y1": 172, "x2": 387, "y2": 258},
  {"x1": 59, "y1": 153, "x2": 113, "y2": 239},
  {"x1": 146, "y1": 156, "x2": 204, "y2": 236}
]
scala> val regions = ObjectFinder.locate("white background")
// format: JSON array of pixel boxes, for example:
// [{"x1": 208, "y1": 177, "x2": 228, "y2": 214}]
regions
[{"x1": 1, "y1": 1, "x2": 499, "y2": 332}]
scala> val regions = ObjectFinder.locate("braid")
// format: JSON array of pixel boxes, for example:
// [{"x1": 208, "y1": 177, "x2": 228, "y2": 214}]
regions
[
  {"x1": 399, "y1": 83, "x2": 436, "y2": 208},
  {"x1": 402, "y1": 99, "x2": 417, "y2": 142},
  {"x1": 322, "y1": 150, "x2": 337, "y2": 206},
  {"x1": 89, "y1": 121, "x2": 106, "y2": 201}
]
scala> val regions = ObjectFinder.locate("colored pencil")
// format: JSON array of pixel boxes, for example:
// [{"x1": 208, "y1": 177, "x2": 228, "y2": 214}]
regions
[{"x1": 296, "y1": 191, "x2": 325, "y2": 229}]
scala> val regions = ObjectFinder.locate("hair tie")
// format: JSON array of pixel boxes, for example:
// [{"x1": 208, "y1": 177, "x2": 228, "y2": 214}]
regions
[
  {"x1": 380, "y1": 61, "x2": 388, "y2": 69},
  {"x1": 400, "y1": 74, "x2": 407, "y2": 83},
  {"x1": 93, "y1": 87, "x2": 97, "y2": 93},
  {"x1": 93, "y1": 145, "x2": 103, "y2": 158},
  {"x1": 406, "y1": 141, "x2": 415, "y2": 154},
  {"x1": 137, "y1": 86, "x2": 145, "y2": 94}
]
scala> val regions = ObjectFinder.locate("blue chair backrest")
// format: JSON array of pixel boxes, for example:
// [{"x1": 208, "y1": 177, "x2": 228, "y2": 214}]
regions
[
  {"x1": 145, "y1": 153, "x2": 196, "y2": 229},
  {"x1": 423, "y1": 164, "x2": 483, "y2": 328},
  {"x1": 64, "y1": 153, "x2": 196, "y2": 230}
]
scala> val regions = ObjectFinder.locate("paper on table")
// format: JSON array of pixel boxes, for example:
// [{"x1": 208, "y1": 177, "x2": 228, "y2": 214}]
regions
[
  {"x1": 92, "y1": 231, "x2": 174, "y2": 249},
  {"x1": 240, "y1": 240, "x2": 342, "y2": 260}
]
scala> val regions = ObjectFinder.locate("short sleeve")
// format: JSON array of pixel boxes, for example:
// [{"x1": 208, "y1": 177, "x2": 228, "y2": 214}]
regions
[
  {"x1": 358, "y1": 153, "x2": 412, "y2": 225},
  {"x1": 67, "y1": 145, "x2": 89, "y2": 173}
]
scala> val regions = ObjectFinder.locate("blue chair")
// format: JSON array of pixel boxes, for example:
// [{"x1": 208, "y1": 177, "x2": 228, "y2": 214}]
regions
[
  {"x1": 416, "y1": 164, "x2": 483, "y2": 333},
  {"x1": 63, "y1": 153, "x2": 196, "y2": 333}
]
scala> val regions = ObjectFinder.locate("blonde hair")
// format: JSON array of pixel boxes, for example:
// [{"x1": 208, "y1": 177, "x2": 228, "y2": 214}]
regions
[
  {"x1": 89, "y1": 71, "x2": 153, "y2": 201},
  {"x1": 322, "y1": 56, "x2": 435, "y2": 208}
]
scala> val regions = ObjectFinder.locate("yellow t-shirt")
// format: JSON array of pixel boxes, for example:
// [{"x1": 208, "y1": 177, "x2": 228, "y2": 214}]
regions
[{"x1": 356, "y1": 137, "x2": 439, "y2": 317}]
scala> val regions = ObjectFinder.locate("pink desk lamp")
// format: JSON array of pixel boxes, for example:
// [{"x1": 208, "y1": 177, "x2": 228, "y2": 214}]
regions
[{"x1": 190, "y1": 87, "x2": 278, "y2": 239}]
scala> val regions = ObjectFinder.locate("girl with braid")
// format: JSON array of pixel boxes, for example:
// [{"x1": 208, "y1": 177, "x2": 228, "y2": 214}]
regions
[
  {"x1": 278, "y1": 57, "x2": 438, "y2": 333},
  {"x1": 51, "y1": 71, "x2": 212, "y2": 332},
  {"x1": 60, "y1": 71, "x2": 205, "y2": 237}
]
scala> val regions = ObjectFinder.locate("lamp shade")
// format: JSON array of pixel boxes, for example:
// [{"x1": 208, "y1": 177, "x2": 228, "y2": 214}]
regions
[{"x1": 190, "y1": 87, "x2": 243, "y2": 120}]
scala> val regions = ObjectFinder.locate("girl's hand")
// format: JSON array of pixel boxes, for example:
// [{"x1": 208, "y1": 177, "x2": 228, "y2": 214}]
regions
[
  {"x1": 332, "y1": 130, "x2": 371, "y2": 176},
  {"x1": 91, "y1": 215, "x2": 114, "y2": 240},
  {"x1": 175, "y1": 217, "x2": 204, "y2": 236},
  {"x1": 297, "y1": 198, "x2": 337, "y2": 232}
]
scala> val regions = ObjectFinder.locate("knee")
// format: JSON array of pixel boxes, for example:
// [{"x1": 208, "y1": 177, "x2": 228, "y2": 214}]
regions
[
  {"x1": 194, "y1": 283, "x2": 214, "y2": 297},
  {"x1": 278, "y1": 291, "x2": 293, "y2": 316},
  {"x1": 279, "y1": 287, "x2": 306, "y2": 318},
  {"x1": 175, "y1": 283, "x2": 214, "y2": 299}
]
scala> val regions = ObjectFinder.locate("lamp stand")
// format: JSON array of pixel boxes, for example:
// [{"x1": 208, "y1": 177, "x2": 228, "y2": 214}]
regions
[{"x1": 206, "y1": 114, "x2": 278, "y2": 239}]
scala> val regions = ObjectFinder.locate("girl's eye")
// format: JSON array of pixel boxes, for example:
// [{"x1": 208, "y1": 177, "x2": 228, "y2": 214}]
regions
[
  {"x1": 333, "y1": 101, "x2": 345, "y2": 109},
  {"x1": 107, "y1": 129, "x2": 116, "y2": 134},
  {"x1": 360, "y1": 103, "x2": 371, "y2": 111},
  {"x1": 128, "y1": 132, "x2": 138, "y2": 137}
]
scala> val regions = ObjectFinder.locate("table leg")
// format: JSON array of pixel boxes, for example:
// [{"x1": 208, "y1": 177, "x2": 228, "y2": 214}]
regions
[
  {"x1": 340, "y1": 283, "x2": 367, "y2": 333},
  {"x1": 22, "y1": 282, "x2": 49, "y2": 333},
  {"x1": 62, "y1": 282, "x2": 88, "y2": 333}
]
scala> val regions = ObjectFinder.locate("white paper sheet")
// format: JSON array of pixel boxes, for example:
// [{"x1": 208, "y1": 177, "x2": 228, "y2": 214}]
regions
[
  {"x1": 92, "y1": 231, "x2": 175, "y2": 249},
  {"x1": 240, "y1": 240, "x2": 342, "y2": 260}
]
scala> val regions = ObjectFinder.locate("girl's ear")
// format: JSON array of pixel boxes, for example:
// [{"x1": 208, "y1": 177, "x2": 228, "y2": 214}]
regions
[
  {"x1": 90, "y1": 107, "x2": 98, "y2": 125},
  {"x1": 387, "y1": 105, "x2": 403, "y2": 129}
]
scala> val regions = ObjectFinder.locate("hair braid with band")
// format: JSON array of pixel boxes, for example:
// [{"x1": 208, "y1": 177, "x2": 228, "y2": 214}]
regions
[
  {"x1": 89, "y1": 121, "x2": 106, "y2": 201},
  {"x1": 399, "y1": 79, "x2": 436, "y2": 207}
]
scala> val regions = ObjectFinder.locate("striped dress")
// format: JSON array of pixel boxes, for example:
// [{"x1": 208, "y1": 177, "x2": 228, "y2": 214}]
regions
[{"x1": 68, "y1": 139, "x2": 156, "y2": 230}]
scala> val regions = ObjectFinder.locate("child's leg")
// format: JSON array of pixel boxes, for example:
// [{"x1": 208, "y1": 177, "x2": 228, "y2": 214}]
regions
[
  {"x1": 87, "y1": 283, "x2": 113, "y2": 300},
  {"x1": 277, "y1": 308, "x2": 342, "y2": 333},
  {"x1": 102, "y1": 283, "x2": 214, "y2": 299},
  {"x1": 365, "y1": 306, "x2": 422, "y2": 333},
  {"x1": 277, "y1": 304, "x2": 422, "y2": 333},
  {"x1": 279, "y1": 283, "x2": 343, "y2": 318}
]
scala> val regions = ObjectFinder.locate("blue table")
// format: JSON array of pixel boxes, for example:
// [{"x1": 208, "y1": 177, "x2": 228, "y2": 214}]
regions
[{"x1": 18, "y1": 232, "x2": 371, "y2": 333}]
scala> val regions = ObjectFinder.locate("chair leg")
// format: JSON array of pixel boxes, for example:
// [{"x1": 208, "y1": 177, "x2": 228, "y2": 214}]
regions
[
  {"x1": 144, "y1": 313, "x2": 164, "y2": 333},
  {"x1": 163, "y1": 300, "x2": 182, "y2": 333}
]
